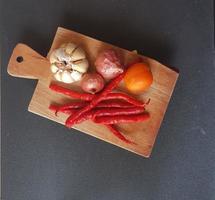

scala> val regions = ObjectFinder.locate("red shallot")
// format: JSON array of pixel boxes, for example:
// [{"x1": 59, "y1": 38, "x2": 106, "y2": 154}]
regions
[{"x1": 81, "y1": 73, "x2": 104, "y2": 94}]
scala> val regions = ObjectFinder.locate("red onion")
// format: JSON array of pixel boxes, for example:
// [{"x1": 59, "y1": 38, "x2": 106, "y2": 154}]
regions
[
  {"x1": 81, "y1": 73, "x2": 105, "y2": 94},
  {"x1": 95, "y1": 50, "x2": 124, "y2": 80}
]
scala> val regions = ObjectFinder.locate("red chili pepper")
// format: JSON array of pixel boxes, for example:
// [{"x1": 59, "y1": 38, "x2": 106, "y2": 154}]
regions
[
  {"x1": 73, "y1": 111, "x2": 94, "y2": 124},
  {"x1": 49, "y1": 84, "x2": 92, "y2": 100},
  {"x1": 50, "y1": 100, "x2": 139, "y2": 116},
  {"x1": 97, "y1": 100, "x2": 137, "y2": 108},
  {"x1": 49, "y1": 105, "x2": 77, "y2": 115},
  {"x1": 49, "y1": 84, "x2": 149, "y2": 107},
  {"x1": 94, "y1": 113, "x2": 150, "y2": 124},
  {"x1": 51, "y1": 102, "x2": 88, "y2": 116},
  {"x1": 93, "y1": 107, "x2": 145, "y2": 118},
  {"x1": 50, "y1": 105, "x2": 145, "y2": 122},
  {"x1": 72, "y1": 115, "x2": 136, "y2": 144},
  {"x1": 65, "y1": 72, "x2": 126, "y2": 128},
  {"x1": 72, "y1": 107, "x2": 145, "y2": 124},
  {"x1": 105, "y1": 93, "x2": 146, "y2": 107},
  {"x1": 49, "y1": 106, "x2": 94, "y2": 123},
  {"x1": 55, "y1": 101, "x2": 87, "y2": 109},
  {"x1": 105, "y1": 124, "x2": 135, "y2": 144}
]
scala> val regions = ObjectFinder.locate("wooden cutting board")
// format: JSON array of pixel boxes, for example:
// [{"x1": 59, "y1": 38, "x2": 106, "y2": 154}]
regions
[{"x1": 7, "y1": 27, "x2": 178, "y2": 157}]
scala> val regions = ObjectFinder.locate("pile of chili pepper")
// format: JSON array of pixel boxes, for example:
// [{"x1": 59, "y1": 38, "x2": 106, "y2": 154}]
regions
[{"x1": 49, "y1": 72, "x2": 150, "y2": 144}]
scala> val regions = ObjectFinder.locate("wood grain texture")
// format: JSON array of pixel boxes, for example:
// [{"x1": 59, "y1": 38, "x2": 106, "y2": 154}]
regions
[
  {"x1": 8, "y1": 44, "x2": 50, "y2": 80},
  {"x1": 8, "y1": 27, "x2": 179, "y2": 157}
]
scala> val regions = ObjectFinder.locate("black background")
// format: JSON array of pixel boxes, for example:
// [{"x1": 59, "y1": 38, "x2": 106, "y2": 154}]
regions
[{"x1": 1, "y1": 0, "x2": 215, "y2": 200}]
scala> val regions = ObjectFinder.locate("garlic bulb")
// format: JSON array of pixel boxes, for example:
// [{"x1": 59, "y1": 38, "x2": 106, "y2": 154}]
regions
[{"x1": 49, "y1": 43, "x2": 89, "y2": 83}]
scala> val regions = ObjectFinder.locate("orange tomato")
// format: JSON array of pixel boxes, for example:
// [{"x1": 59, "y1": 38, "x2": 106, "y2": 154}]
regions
[{"x1": 124, "y1": 62, "x2": 153, "y2": 93}]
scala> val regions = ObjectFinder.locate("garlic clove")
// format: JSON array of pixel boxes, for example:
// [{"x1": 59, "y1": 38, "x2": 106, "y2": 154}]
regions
[
  {"x1": 49, "y1": 50, "x2": 59, "y2": 63},
  {"x1": 71, "y1": 47, "x2": 86, "y2": 61},
  {"x1": 72, "y1": 59, "x2": 89, "y2": 73},
  {"x1": 50, "y1": 64, "x2": 59, "y2": 73},
  {"x1": 65, "y1": 43, "x2": 77, "y2": 55},
  {"x1": 54, "y1": 71, "x2": 63, "y2": 82},
  {"x1": 70, "y1": 70, "x2": 82, "y2": 81},
  {"x1": 61, "y1": 71, "x2": 75, "y2": 83}
]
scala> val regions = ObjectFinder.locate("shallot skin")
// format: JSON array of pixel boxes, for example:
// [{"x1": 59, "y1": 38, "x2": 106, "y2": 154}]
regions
[
  {"x1": 95, "y1": 50, "x2": 124, "y2": 80},
  {"x1": 81, "y1": 73, "x2": 105, "y2": 94}
]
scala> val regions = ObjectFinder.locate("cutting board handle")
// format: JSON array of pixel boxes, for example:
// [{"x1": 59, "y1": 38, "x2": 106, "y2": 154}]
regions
[{"x1": 7, "y1": 43, "x2": 50, "y2": 80}]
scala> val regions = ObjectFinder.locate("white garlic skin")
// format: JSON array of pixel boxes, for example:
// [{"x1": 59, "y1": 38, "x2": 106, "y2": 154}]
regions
[{"x1": 56, "y1": 48, "x2": 71, "y2": 63}]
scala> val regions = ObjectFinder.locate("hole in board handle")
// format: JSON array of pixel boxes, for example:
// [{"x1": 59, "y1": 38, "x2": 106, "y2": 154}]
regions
[{"x1": 16, "y1": 56, "x2": 23, "y2": 63}]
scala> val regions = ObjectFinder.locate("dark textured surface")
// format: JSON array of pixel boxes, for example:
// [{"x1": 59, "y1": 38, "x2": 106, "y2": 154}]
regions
[{"x1": 1, "y1": 0, "x2": 215, "y2": 200}]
